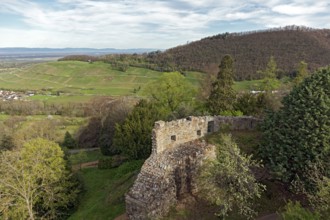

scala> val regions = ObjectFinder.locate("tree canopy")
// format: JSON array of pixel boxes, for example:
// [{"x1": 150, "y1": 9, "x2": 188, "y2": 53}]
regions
[
  {"x1": 113, "y1": 99, "x2": 167, "y2": 160},
  {"x1": 0, "y1": 138, "x2": 78, "y2": 219},
  {"x1": 144, "y1": 71, "x2": 196, "y2": 114},
  {"x1": 260, "y1": 67, "x2": 330, "y2": 187},
  {"x1": 98, "y1": 98, "x2": 133, "y2": 156},
  {"x1": 198, "y1": 134, "x2": 264, "y2": 219}
]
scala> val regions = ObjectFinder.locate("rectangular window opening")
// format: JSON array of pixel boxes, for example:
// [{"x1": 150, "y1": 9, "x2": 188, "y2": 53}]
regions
[
  {"x1": 207, "y1": 121, "x2": 215, "y2": 133},
  {"x1": 171, "y1": 135, "x2": 176, "y2": 141}
]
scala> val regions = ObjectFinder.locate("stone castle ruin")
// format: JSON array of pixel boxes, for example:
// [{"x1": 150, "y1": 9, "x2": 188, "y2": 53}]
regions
[{"x1": 125, "y1": 116, "x2": 260, "y2": 220}]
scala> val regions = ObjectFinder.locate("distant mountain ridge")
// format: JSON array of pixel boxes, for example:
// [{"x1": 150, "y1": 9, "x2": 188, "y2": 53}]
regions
[
  {"x1": 0, "y1": 47, "x2": 157, "y2": 59},
  {"x1": 152, "y1": 25, "x2": 330, "y2": 80}
]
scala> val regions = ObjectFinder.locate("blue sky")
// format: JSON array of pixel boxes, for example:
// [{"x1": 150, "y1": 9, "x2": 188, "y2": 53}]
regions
[{"x1": 1, "y1": 0, "x2": 330, "y2": 49}]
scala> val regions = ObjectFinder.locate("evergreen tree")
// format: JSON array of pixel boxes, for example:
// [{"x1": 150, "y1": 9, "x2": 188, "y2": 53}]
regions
[
  {"x1": 207, "y1": 55, "x2": 236, "y2": 115},
  {"x1": 113, "y1": 100, "x2": 166, "y2": 160},
  {"x1": 260, "y1": 67, "x2": 330, "y2": 187},
  {"x1": 258, "y1": 56, "x2": 280, "y2": 92},
  {"x1": 62, "y1": 131, "x2": 76, "y2": 149},
  {"x1": 293, "y1": 61, "x2": 309, "y2": 86},
  {"x1": 98, "y1": 99, "x2": 132, "y2": 156}
]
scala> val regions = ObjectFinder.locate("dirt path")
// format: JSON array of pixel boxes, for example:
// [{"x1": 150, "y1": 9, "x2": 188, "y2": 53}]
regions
[
  {"x1": 114, "y1": 214, "x2": 128, "y2": 220},
  {"x1": 14, "y1": 73, "x2": 63, "y2": 86},
  {"x1": 63, "y1": 77, "x2": 73, "y2": 84},
  {"x1": 72, "y1": 160, "x2": 99, "y2": 171},
  {"x1": 68, "y1": 147, "x2": 100, "y2": 154}
]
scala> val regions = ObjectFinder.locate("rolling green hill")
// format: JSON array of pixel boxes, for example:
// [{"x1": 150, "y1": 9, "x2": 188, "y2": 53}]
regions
[
  {"x1": 0, "y1": 61, "x2": 204, "y2": 102},
  {"x1": 0, "y1": 60, "x2": 270, "y2": 106}
]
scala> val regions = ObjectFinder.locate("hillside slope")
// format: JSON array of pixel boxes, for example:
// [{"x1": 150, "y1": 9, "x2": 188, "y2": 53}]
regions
[
  {"x1": 0, "y1": 61, "x2": 202, "y2": 98},
  {"x1": 153, "y1": 26, "x2": 330, "y2": 80}
]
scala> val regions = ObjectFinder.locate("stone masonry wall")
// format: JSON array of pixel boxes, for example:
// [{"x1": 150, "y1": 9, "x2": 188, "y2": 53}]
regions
[
  {"x1": 125, "y1": 116, "x2": 260, "y2": 220},
  {"x1": 152, "y1": 116, "x2": 260, "y2": 154},
  {"x1": 126, "y1": 140, "x2": 215, "y2": 220}
]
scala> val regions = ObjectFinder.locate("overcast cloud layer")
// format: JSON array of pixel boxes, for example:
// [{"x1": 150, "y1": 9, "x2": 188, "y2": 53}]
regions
[{"x1": 0, "y1": 0, "x2": 329, "y2": 49}]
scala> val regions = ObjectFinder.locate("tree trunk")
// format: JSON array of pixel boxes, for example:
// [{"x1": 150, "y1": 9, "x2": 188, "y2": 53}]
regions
[{"x1": 26, "y1": 198, "x2": 35, "y2": 220}]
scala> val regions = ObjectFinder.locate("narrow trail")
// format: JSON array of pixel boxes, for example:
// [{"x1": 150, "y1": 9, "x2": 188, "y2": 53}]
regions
[
  {"x1": 14, "y1": 73, "x2": 65, "y2": 86},
  {"x1": 114, "y1": 214, "x2": 128, "y2": 220},
  {"x1": 63, "y1": 77, "x2": 73, "y2": 84},
  {"x1": 72, "y1": 160, "x2": 99, "y2": 171},
  {"x1": 0, "y1": 77, "x2": 13, "y2": 83}
]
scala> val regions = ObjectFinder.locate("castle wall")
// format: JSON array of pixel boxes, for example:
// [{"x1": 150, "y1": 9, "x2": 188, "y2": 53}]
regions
[
  {"x1": 152, "y1": 116, "x2": 260, "y2": 154},
  {"x1": 126, "y1": 140, "x2": 215, "y2": 220},
  {"x1": 126, "y1": 116, "x2": 260, "y2": 220}
]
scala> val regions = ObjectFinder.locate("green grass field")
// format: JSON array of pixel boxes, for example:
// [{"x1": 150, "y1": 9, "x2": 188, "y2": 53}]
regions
[
  {"x1": 66, "y1": 150, "x2": 143, "y2": 220},
  {"x1": 0, "y1": 60, "x2": 271, "y2": 106},
  {"x1": 0, "y1": 61, "x2": 204, "y2": 103},
  {"x1": 69, "y1": 149, "x2": 103, "y2": 165},
  {"x1": 69, "y1": 160, "x2": 144, "y2": 220},
  {"x1": 233, "y1": 79, "x2": 264, "y2": 91},
  {"x1": 28, "y1": 94, "x2": 94, "y2": 103}
]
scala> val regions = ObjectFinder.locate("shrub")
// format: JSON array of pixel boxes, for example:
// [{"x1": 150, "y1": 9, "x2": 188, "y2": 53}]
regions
[
  {"x1": 98, "y1": 157, "x2": 113, "y2": 169},
  {"x1": 114, "y1": 160, "x2": 144, "y2": 178},
  {"x1": 198, "y1": 134, "x2": 265, "y2": 219},
  {"x1": 280, "y1": 201, "x2": 320, "y2": 220},
  {"x1": 62, "y1": 131, "x2": 77, "y2": 149},
  {"x1": 0, "y1": 134, "x2": 15, "y2": 151},
  {"x1": 111, "y1": 155, "x2": 128, "y2": 168},
  {"x1": 219, "y1": 110, "x2": 243, "y2": 116},
  {"x1": 234, "y1": 93, "x2": 275, "y2": 116}
]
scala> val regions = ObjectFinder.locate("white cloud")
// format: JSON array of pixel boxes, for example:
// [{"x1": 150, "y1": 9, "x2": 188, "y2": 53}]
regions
[
  {"x1": 0, "y1": 0, "x2": 330, "y2": 48},
  {"x1": 272, "y1": 2, "x2": 328, "y2": 15}
]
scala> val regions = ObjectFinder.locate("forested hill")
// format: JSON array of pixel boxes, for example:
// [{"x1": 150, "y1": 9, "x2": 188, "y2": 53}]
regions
[{"x1": 152, "y1": 26, "x2": 330, "y2": 80}]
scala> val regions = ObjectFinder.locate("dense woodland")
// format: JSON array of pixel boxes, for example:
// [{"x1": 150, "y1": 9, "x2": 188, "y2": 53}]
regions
[{"x1": 154, "y1": 26, "x2": 330, "y2": 80}]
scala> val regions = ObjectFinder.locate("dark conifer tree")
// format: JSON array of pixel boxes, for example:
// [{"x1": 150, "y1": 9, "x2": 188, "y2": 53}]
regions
[
  {"x1": 207, "y1": 55, "x2": 236, "y2": 115},
  {"x1": 260, "y1": 67, "x2": 330, "y2": 188},
  {"x1": 62, "y1": 131, "x2": 77, "y2": 149},
  {"x1": 113, "y1": 100, "x2": 166, "y2": 160}
]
